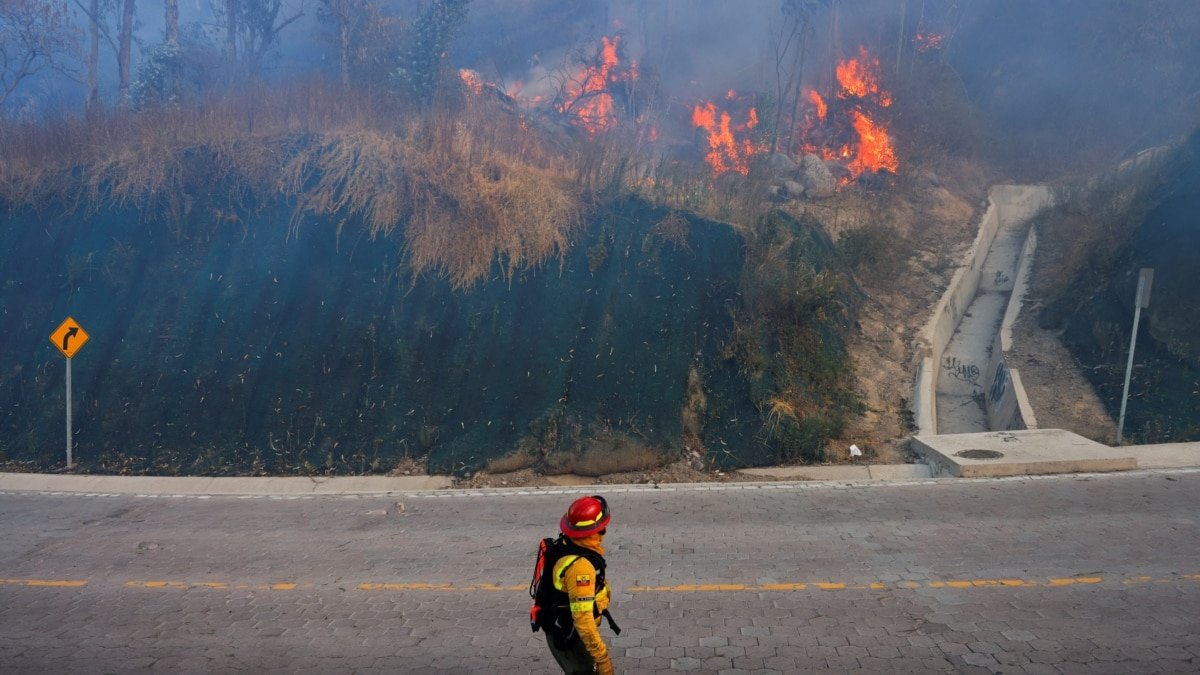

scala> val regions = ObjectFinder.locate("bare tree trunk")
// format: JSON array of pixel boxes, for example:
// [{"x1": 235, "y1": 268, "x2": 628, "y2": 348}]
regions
[
  {"x1": 86, "y1": 0, "x2": 100, "y2": 115},
  {"x1": 829, "y1": 0, "x2": 839, "y2": 91},
  {"x1": 165, "y1": 0, "x2": 180, "y2": 101},
  {"x1": 769, "y1": 19, "x2": 795, "y2": 154},
  {"x1": 165, "y1": 0, "x2": 179, "y2": 47},
  {"x1": 117, "y1": 0, "x2": 135, "y2": 109},
  {"x1": 226, "y1": 0, "x2": 239, "y2": 61},
  {"x1": 785, "y1": 19, "x2": 811, "y2": 155},
  {"x1": 339, "y1": 11, "x2": 351, "y2": 90},
  {"x1": 911, "y1": 0, "x2": 925, "y2": 73},
  {"x1": 895, "y1": 0, "x2": 906, "y2": 77}
]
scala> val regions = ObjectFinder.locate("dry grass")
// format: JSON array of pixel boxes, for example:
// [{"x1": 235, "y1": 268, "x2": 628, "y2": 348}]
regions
[
  {"x1": 484, "y1": 448, "x2": 537, "y2": 474},
  {"x1": 0, "y1": 78, "x2": 584, "y2": 290},
  {"x1": 571, "y1": 436, "x2": 663, "y2": 477},
  {"x1": 279, "y1": 121, "x2": 581, "y2": 288},
  {"x1": 762, "y1": 397, "x2": 799, "y2": 437},
  {"x1": 645, "y1": 211, "x2": 692, "y2": 253}
]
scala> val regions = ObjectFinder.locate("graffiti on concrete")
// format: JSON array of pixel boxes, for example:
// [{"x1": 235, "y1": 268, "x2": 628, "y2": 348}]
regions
[
  {"x1": 989, "y1": 361, "x2": 1010, "y2": 403},
  {"x1": 943, "y1": 356, "x2": 981, "y2": 383}
]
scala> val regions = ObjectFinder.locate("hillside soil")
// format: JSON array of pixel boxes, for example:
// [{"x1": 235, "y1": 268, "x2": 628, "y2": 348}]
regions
[
  {"x1": 825, "y1": 177, "x2": 984, "y2": 463},
  {"x1": 1007, "y1": 306, "x2": 1117, "y2": 444},
  {"x1": 450, "y1": 172, "x2": 994, "y2": 488}
]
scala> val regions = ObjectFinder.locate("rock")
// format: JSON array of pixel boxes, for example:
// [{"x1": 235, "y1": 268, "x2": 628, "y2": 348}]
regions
[
  {"x1": 766, "y1": 152, "x2": 798, "y2": 176},
  {"x1": 799, "y1": 154, "x2": 837, "y2": 199},
  {"x1": 856, "y1": 170, "x2": 887, "y2": 191},
  {"x1": 782, "y1": 180, "x2": 805, "y2": 199}
]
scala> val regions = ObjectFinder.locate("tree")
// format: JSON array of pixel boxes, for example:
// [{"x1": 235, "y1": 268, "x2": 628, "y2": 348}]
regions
[
  {"x1": 163, "y1": 0, "x2": 178, "y2": 99},
  {"x1": 769, "y1": 0, "x2": 828, "y2": 154},
  {"x1": 115, "y1": 0, "x2": 131, "y2": 108},
  {"x1": 85, "y1": 0, "x2": 97, "y2": 113},
  {"x1": 132, "y1": 20, "x2": 224, "y2": 108},
  {"x1": 316, "y1": 0, "x2": 401, "y2": 92},
  {"x1": 320, "y1": 0, "x2": 362, "y2": 91},
  {"x1": 0, "y1": 0, "x2": 79, "y2": 109},
  {"x1": 392, "y1": 0, "x2": 471, "y2": 107},
  {"x1": 71, "y1": 0, "x2": 135, "y2": 110},
  {"x1": 216, "y1": 0, "x2": 304, "y2": 78}
]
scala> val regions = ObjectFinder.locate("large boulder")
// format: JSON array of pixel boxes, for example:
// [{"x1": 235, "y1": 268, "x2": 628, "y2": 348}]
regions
[
  {"x1": 782, "y1": 180, "x2": 805, "y2": 200},
  {"x1": 799, "y1": 154, "x2": 837, "y2": 199},
  {"x1": 765, "y1": 152, "x2": 798, "y2": 177}
]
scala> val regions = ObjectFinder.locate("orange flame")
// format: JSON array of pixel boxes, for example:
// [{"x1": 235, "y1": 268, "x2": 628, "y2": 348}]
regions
[
  {"x1": 691, "y1": 93, "x2": 763, "y2": 176},
  {"x1": 808, "y1": 89, "x2": 827, "y2": 121},
  {"x1": 795, "y1": 47, "x2": 899, "y2": 186},
  {"x1": 558, "y1": 36, "x2": 636, "y2": 135},
  {"x1": 459, "y1": 69, "x2": 485, "y2": 95},
  {"x1": 836, "y1": 46, "x2": 891, "y2": 107},
  {"x1": 848, "y1": 110, "x2": 898, "y2": 175},
  {"x1": 914, "y1": 32, "x2": 945, "y2": 53}
]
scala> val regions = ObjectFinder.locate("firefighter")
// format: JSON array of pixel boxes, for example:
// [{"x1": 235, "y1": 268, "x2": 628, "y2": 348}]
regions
[{"x1": 546, "y1": 495, "x2": 615, "y2": 675}]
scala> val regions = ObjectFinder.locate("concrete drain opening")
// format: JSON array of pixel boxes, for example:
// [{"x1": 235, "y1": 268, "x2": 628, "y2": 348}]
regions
[{"x1": 956, "y1": 449, "x2": 1004, "y2": 460}]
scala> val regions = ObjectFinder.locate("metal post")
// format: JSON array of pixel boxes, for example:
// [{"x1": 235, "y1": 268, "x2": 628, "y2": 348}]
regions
[
  {"x1": 66, "y1": 357, "x2": 73, "y2": 468},
  {"x1": 1116, "y1": 275, "x2": 1145, "y2": 445}
]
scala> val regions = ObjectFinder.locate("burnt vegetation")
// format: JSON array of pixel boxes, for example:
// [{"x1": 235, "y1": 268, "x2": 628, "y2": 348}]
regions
[{"x1": 2, "y1": 0, "x2": 1199, "y2": 472}]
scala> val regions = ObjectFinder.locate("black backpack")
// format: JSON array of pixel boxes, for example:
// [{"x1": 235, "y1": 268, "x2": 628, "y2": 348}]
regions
[{"x1": 529, "y1": 535, "x2": 620, "y2": 643}]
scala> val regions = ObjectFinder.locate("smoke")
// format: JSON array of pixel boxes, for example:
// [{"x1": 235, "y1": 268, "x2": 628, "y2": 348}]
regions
[
  {"x1": 460, "y1": 0, "x2": 1200, "y2": 174},
  {"x1": 11, "y1": 0, "x2": 1199, "y2": 176}
]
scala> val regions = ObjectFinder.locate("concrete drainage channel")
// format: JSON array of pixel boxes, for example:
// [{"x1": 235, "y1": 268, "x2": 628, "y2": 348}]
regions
[
  {"x1": 907, "y1": 186, "x2": 1147, "y2": 479},
  {"x1": 911, "y1": 184, "x2": 1052, "y2": 437}
]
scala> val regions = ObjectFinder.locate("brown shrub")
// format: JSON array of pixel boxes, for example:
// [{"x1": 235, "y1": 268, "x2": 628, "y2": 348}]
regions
[
  {"x1": 572, "y1": 437, "x2": 662, "y2": 477},
  {"x1": 279, "y1": 113, "x2": 582, "y2": 289},
  {"x1": 484, "y1": 448, "x2": 537, "y2": 474},
  {"x1": 1, "y1": 78, "x2": 584, "y2": 291}
]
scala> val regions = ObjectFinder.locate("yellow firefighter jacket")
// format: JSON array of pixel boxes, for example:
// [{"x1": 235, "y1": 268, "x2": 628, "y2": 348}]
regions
[{"x1": 551, "y1": 533, "x2": 612, "y2": 675}]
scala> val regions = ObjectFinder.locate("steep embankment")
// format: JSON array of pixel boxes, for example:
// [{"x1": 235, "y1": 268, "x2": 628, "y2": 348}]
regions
[
  {"x1": 1041, "y1": 131, "x2": 1200, "y2": 442},
  {"x1": 0, "y1": 152, "x2": 859, "y2": 474}
]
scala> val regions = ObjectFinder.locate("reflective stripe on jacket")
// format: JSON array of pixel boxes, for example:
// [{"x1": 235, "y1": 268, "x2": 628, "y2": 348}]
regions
[{"x1": 551, "y1": 546, "x2": 612, "y2": 675}]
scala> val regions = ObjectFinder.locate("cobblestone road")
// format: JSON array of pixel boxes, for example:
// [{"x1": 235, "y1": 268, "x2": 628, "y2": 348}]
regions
[{"x1": 1, "y1": 471, "x2": 1199, "y2": 673}]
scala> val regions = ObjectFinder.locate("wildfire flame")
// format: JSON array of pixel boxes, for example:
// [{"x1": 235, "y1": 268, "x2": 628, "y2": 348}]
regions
[
  {"x1": 837, "y1": 46, "x2": 892, "y2": 107},
  {"x1": 913, "y1": 32, "x2": 945, "y2": 53},
  {"x1": 849, "y1": 110, "x2": 898, "y2": 175},
  {"x1": 797, "y1": 46, "x2": 898, "y2": 185},
  {"x1": 557, "y1": 36, "x2": 636, "y2": 135},
  {"x1": 691, "y1": 93, "x2": 762, "y2": 176},
  {"x1": 459, "y1": 69, "x2": 486, "y2": 96},
  {"x1": 808, "y1": 89, "x2": 827, "y2": 121}
]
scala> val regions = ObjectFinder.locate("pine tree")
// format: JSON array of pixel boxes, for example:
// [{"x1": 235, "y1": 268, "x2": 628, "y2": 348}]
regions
[{"x1": 392, "y1": 0, "x2": 471, "y2": 107}]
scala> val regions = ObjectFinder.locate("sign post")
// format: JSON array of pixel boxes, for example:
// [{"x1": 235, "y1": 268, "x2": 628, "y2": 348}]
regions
[
  {"x1": 1116, "y1": 269, "x2": 1153, "y2": 445},
  {"x1": 49, "y1": 317, "x2": 89, "y2": 468}
]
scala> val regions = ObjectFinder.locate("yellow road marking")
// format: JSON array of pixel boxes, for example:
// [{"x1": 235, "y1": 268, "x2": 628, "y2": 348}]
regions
[
  {"x1": 627, "y1": 575, "x2": 1168, "y2": 593},
  {"x1": 5, "y1": 574, "x2": 1199, "y2": 594},
  {"x1": 0, "y1": 578, "x2": 88, "y2": 587},
  {"x1": 126, "y1": 580, "x2": 295, "y2": 591},
  {"x1": 358, "y1": 582, "x2": 525, "y2": 592}
]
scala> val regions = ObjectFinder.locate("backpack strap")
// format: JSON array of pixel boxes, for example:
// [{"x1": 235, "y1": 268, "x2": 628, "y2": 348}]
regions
[{"x1": 552, "y1": 545, "x2": 606, "y2": 593}]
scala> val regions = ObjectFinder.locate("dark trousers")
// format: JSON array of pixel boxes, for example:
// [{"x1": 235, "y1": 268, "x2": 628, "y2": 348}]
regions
[{"x1": 545, "y1": 630, "x2": 597, "y2": 674}]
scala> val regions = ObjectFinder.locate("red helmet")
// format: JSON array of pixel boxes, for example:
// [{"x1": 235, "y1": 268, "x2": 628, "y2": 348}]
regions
[{"x1": 560, "y1": 495, "x2": 610, "y2": 538}]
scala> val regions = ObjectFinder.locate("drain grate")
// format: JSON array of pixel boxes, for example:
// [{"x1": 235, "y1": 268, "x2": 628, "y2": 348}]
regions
[{"x1": 955, "y1": 449, "x2": 1004, "y2": 460}]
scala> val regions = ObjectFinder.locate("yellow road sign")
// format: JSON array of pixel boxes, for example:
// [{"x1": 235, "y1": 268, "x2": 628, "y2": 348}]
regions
[{"x1": 50, "y1": 317, "x2": 89, "y2": 359}]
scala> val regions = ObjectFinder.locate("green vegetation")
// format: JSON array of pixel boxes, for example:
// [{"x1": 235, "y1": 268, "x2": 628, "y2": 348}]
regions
[
  {"x1": 392, "y1": 0, "x2": 472, "y2": 107},
  {"x1": 729, "y1": 211, "x2": 864, "y2": 463}
]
